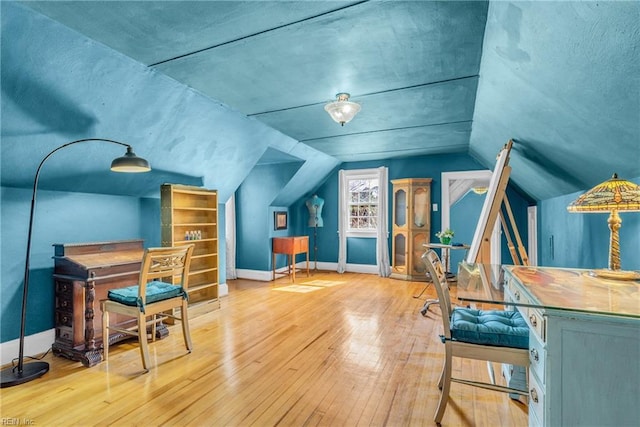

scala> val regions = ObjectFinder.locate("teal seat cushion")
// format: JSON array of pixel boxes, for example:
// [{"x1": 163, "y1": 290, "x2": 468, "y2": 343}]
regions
[
  {"x1": 108, "y1": 281, "x2": 184, "y2": 307},
  {"x1": 449, "y1": 308, "x2": 529, "y2": 349}
]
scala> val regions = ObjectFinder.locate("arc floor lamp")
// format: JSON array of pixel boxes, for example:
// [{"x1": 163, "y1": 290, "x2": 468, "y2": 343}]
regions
[{"x1": 0, "y1": 138, "x2": 151, "y2": 388}]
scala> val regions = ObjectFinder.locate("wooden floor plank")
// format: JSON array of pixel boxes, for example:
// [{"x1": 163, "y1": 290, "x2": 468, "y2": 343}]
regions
[{"x1": 0, "y1": 271, "x2": 527, "y2": 426}]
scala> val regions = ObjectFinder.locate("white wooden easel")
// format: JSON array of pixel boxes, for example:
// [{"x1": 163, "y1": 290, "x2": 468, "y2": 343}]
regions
[{"x1": 467, "y1": 140, "x2": 529, "y2": 266}]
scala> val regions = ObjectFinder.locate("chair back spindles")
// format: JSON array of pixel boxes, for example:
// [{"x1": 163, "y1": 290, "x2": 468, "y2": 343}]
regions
[{"x1": 138, "y1": 246, "x2": 193, "y2": 305}]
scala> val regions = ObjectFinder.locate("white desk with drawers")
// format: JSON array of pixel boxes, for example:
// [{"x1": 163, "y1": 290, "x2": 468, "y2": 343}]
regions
[{"x1": 456, "y1": 264, "x2": 640, "y2": 427}]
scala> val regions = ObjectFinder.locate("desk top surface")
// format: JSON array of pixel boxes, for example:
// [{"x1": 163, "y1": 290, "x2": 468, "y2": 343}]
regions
[
  {"x1": 55, "y1": 249, "x2": 143, "y2": 270},
  {"x1": 423, "y1": 243, "x2": 470, "y2": 250},
  {"x1": 457, "y1": 263, "x2": 640, "y2": 319}
]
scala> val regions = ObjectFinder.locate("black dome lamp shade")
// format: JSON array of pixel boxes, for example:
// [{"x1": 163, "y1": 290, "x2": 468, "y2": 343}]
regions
[{"x1": 110, "y1": 146, "x2": 151, "y2": 172}]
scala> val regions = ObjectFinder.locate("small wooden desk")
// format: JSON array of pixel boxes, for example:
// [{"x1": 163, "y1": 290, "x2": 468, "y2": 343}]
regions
[{"x1": 272, "y1": 236, "x2": 310, "y2": 282}]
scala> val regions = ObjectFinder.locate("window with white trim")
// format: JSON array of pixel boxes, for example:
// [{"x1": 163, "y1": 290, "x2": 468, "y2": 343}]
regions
[{"x1": 343, "y1": 170, "x2": 379, "y2": 237}]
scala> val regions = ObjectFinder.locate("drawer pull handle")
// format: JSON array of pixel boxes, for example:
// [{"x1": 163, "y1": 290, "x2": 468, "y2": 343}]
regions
[
  {"x1": 530, "y1": 348, "x2": 539, "y2": 362},
  {"x1": 514, "y1": 291, "x2": 520, "y2": 301},
  {"x1": 530, "y1": 388, "x2": 539, "y2": 403},
  {"x1": 529, "y1": 315, "x2": 537, "y2": 327}
]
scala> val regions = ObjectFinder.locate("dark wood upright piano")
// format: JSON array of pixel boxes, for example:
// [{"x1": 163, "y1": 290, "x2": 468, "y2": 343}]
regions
[{"x1": 52, "y1": 239, "x2": 168, "y2": 367}]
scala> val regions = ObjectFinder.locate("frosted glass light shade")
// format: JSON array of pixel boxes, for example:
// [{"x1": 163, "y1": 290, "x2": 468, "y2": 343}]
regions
[{"x1": 324, "y1": 93, "x2": 361, "y2": 126}]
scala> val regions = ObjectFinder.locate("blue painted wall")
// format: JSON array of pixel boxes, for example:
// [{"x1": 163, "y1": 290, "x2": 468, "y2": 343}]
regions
[
  {"x1": 450, "y1": 191, "x2": 485, "y2": 267},
  {"x1": 0, "y1": 187, "x2": 227, "y2": 343},
  {"x1": 235, "y1": 162, "x2": 303, "y2": 272},
  {"x1": 539, "y1": 177, "x2": 640, "y2": 270},
  {"x1": 0, "y1": 187, "x2": 146, "y2": 342},
  {"x1": 470, "y1": 1, "x2": 640, "y2": 201}
]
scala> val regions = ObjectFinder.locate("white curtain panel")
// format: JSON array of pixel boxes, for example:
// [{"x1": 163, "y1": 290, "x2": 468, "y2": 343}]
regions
[
  {"x1": 225, "y1": 194, "x2": 237, "y2": 280},
  {"x1": 376, "y1": 166, "x2": 391, "y2": 277},
  {"x1": 337, "y1": 170, "x2": 347, "y2": 273}
]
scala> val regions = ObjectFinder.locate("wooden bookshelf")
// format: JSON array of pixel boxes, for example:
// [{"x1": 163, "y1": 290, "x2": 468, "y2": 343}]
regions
[{"x1": 161, "y1": 184, "x2": 219, "y2": 306}]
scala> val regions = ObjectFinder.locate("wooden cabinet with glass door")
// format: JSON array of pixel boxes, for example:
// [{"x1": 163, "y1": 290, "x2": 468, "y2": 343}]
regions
[
  {"x1": 161, "y1": 184, "x2": 220, "y2": 307},
  {"x1": 390, "y1": 178, "x2": 432, "y2": 281}
]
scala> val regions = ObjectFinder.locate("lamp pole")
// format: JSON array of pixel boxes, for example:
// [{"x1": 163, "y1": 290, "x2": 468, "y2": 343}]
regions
[{"x1": 0, "y1": 138, "x2": 150, "y2": 388}]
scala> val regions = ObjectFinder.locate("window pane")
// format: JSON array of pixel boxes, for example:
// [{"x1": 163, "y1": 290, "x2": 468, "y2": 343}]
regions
[{"x1": 346, "y1": 175, "x2": 380, "y2": 232}]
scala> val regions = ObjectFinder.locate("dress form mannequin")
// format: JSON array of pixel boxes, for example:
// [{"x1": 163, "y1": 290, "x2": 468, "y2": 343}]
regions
[
  {"x1": 305, "y1": 195, "x2": 324, "y2": 270},
  {"x1": 306, "y1": 195, "x2": 324, "y2": 227}
]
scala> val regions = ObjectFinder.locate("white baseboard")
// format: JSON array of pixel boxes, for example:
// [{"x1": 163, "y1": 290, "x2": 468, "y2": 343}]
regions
[
  {"x1": 236, "y1": 263, "x2": 378, "y2": 282},
  {"x1": 236, "y1": 269, "x2": 273, "y2": 281},
  {"x1": 302, "y1": 261, "x2": 378, "y2": 275},
  {"x1": 219, "y1": 282, "x2": 229, "y2": 296},
  {"x1": 1, "y1": 329, "x2": 55, "y2": 367}
]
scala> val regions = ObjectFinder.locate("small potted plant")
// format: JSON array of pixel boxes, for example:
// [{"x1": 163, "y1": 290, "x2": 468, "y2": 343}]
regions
[{"x1": 436, "y1": 229, "x2": 454, "y2": 245}]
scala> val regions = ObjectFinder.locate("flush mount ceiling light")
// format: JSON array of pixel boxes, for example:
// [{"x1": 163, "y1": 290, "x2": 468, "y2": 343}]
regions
[{"x1": 324, "y1": 93, "x2": 361, "y2": 126}]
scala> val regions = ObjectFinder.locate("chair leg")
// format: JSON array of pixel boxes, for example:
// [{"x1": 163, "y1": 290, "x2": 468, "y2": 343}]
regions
[
  {"x1": 137, "y1": 311, "x2": 151, "y2": 372},
  {"x1": 437, "y1": 365, "x2": 444, "y2": 390},
  {"x1": 487, "y1": 361, "x2": 496, "y2": 385},
  {"x1": 180, "y1": 300, "x2": 193, "y2": 352},
  {"x1": 102, "y1": 303, "x2": 109, "y2": 362},
  {"x1": 435, "y1": 343, "x2": 453, "y2": 424}
]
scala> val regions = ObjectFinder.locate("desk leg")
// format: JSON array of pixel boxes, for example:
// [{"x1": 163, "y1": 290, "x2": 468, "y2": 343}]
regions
[
  {"x1": 291, "y1": 254, "x2": 295, "y2": 283},
  {"x1": 306, "y1": 249, "x2": 310, "y2": 277},
  {"x1": 272, "y1": 252, "x2": 276, "y2": 281}
]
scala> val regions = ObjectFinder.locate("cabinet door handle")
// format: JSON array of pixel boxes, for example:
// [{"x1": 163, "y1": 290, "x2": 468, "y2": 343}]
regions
[
  {"x1": 514, "y1": 291, "x2": 521, "y2": 301},
  {"x1": 530, "y1": 387, "x2": 539, "y2": 403},
  {"x1": 529, "y1": 314, "x2": 537, "y2": 327},
  {"x1": 530, "y1": 348, "x2": 539, "y2": 362}
]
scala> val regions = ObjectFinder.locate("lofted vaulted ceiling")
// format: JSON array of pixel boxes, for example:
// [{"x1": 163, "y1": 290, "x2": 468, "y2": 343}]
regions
[
  {"x1": 5, "y1": 1, "x2": 640, "y2": 201},
  {"x1": 21, "y1": 0, "x2": 486, "y2": 163}
]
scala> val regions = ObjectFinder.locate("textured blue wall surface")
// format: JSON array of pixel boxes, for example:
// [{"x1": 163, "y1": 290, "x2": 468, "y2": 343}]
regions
[
  {"x1": 450, "y1": 191, "x2": 486, "y2": 267},
  {"x1": 140, "y1": 197, "x2": 161, "y2": 247},
  {"x1": 1, "y1": 2, "x2": 334, "y2": 204},
  {"x1": 470, "y1": 1, "x2": 640, "y2": 201},
  {"x1": 539, "y1": 177, "x2": 640, "y2": 270},
  {"x1": 0, "y1": 187, "x2": 145, "y2": 342},
  {"x1": 235, "y1": 163, "x2": 302, "y2": 272}
]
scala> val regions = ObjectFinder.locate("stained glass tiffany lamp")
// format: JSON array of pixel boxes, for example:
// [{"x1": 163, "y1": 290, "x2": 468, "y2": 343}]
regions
[{"x1": 567, "y1": 173, "x2": 640, "y2": 280}]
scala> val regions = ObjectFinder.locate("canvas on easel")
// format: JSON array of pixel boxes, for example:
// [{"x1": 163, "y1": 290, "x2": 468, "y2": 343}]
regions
[{"x1": 466, "y1": 140, "x2": 528, "y2": 265}]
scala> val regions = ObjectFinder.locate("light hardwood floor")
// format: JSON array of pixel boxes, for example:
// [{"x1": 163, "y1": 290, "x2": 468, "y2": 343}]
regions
[{"x1": 0, "y1": 272, "x2": 527, "y2": 426}]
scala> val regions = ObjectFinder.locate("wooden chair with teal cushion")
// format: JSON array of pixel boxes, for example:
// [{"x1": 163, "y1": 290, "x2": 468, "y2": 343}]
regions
[
  {"x1": 101, "y1": 245, "x2": 194, "y2": 372},
  {"x1": 422, "y1": 249, "x2": 530, "y2": 425}
]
